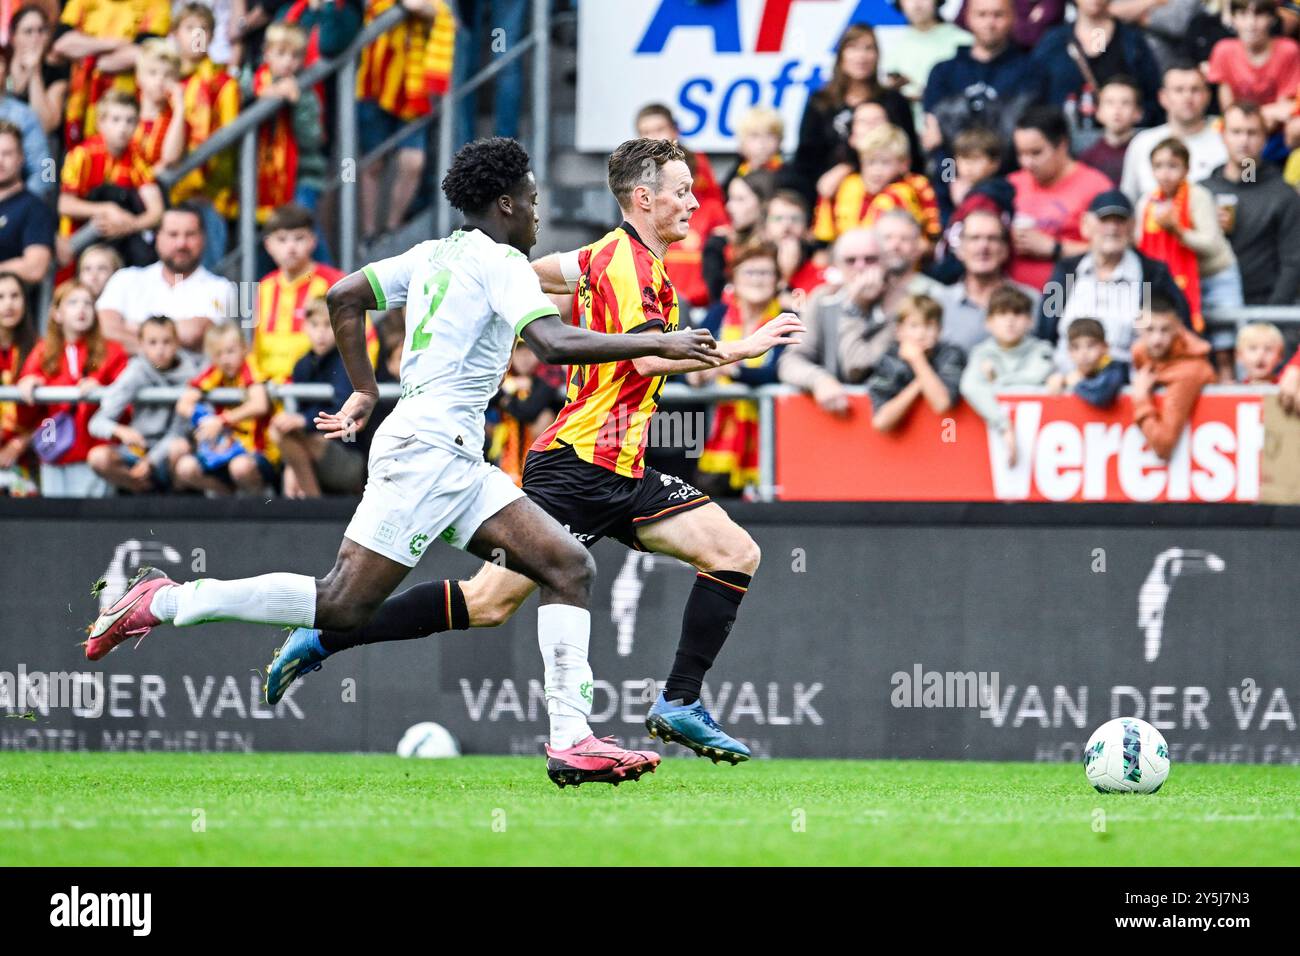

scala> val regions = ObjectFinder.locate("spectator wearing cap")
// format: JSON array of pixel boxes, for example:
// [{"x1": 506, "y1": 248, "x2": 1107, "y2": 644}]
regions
[
  {"x1": 1035, "y1": 189, "x2": 1191, "y2": 371},
  {"x1": 1121, "y1": 64, "x2": 1227, "y2": 201},
  {"x1": 1204, "y1": 102, "x2": 1300, "y2": 305},
  {"x1": 1007, "y1": 105, "x2": 1112, "y2": 291}
]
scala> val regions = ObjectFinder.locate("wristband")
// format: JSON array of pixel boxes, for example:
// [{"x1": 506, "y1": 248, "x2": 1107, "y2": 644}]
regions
[{"x1": 558, "y1": 249, "x2": 582, "y2": 292}]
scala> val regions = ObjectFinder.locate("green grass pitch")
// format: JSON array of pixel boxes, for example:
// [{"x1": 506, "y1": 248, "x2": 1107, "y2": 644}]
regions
[{"x1": 1, "y1": 753, "x2": 1296, "y2": 866}]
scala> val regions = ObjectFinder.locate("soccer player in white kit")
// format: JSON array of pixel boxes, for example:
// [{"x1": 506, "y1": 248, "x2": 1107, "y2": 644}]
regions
[{"x1": 84, "y1": 138, "x2": 722, "y2": 787}]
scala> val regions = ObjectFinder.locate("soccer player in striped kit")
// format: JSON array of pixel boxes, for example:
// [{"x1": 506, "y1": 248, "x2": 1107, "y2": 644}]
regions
[{"x1": 267, "y1": 139, "x2": 804, "y2": 773}]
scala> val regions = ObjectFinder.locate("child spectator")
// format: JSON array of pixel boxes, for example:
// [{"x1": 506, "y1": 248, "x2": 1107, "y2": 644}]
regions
[
  {"x1": 253, "y1": 204, "x2": 369, "y2": 384},
  {"x1": 690, "y1": 242, "x2": 789, "y2": 496},
  {"x1": 86, "y1": 315, "x2": 200, "y2": 492},
  {"x1": 1129, "y1": 295, "x2": 1216, "y2": 460},
  {"x1": 244, "y1": 22, "x2": 327, "y2": 224},
  {"x1": 0, "y1": 271, "x2": 38, "y2": 494},
  {"x1": 1135, "y1": 137, "x2": 1241, "y2": 358},
  {"x1": 270, "y1": 297, "x2": 366, "y2": 497},
  {"x1": 1235, "y1": 321, "x2": 1286, "y2": 383},
  {"x1": 356, "y1": 0, "x2": 455, "y2": 243},
  {"x1": 174, "y1": 322, "x2": 278, "y2": 495},
  {"x1": 7, "y1": 3, "x2": 70, "y2": 135},
  {"x1": 1046, "y1": 317, "x2": 1129, "y2": 408},
  {"x1": 868, "y1": 293, "x2": 965, "y2": 432},
  {"x1": 486, "y1": 341, "x2": 565, "y2": 486},
  {"x1": 1207, "y1": 0, "x2": 1300, "y2": 127},
  {"x1": 959, "y1": 285, "x2": 1055, "y2": 466},
  {"x1": 814, "y1": 120, "x2": 939, "y2": 245},
  {"x1": 76, "y1": 243, "x2": 123, "y2": 299},
  {"x1": 933, "y1": 125, "x2": 1012, "y2": 281},
  {"x1": 760, "y1": 189, "x2": 828, "y2": 304},
  {"x1": 55, "y1": 0, "x2": 171, "y2": 149},
  {"x1": 58, "y1": 90, "x2": 163, "y2": 268},
  {"x1": 169, "y1": 2, "x2": 241, "y2": 270},
  {"x1": 15, "y1": 281, "x2": 128, "y2": 496},
  {"x1": 273, "y1": 0, "x2": 363, "y2": 62},
  {"x1": 730, "y1": 106, "x2": 784, "y2": 184},
  {"x1": 1079, "y1": 76, "x2": 1143, "y2": 187},
  {"x1": 703, "y1": 169, "x2": 774, "y2": 305},
  {"x1": 131, "y1": 38, "x2": 185, "y2": 174}
]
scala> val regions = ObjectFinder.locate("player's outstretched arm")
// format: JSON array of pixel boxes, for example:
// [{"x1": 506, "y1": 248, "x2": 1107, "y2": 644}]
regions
[
  {"x1": 630, "y1": 312, "x2": 806, "y2": 378},
  {"x1": 532, "y1": 253, "x2": 575, "y2": 295},
  {"x1": 319, "y1": 271, "x2": 381, "y2": 440},
  {"x1": 520, "y1": 314, "x2": 722, "y2": 367}
]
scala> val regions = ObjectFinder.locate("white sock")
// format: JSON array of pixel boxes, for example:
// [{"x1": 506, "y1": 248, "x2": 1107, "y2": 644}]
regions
[
  {"x1": 151, "y1": 573, "x2": 317, "y2": 628},
  {"x1": 537, "y1": 603, "x2": 594, "y2": 750}
]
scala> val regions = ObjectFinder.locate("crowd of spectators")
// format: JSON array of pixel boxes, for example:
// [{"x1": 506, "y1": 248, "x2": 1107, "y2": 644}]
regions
[{"x1": 637, "y1": 0, "x2": 1300, "y2": 495}]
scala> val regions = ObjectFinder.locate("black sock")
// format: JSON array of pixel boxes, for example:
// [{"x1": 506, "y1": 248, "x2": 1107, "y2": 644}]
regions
[
  {"x1": 319, "y1": 581, "x2": 469, "y2": 654},
  {"x1": 664, "y1": 570, "x2": 751, "y2": 705}
]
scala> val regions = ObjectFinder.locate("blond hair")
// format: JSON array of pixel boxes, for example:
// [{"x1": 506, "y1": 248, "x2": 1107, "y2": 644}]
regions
[
  {"x1": 203, "y1": 322, "x2": 245, "y2": 358},
  {"x1": 263, "y1": 21, "x2": 309, "y2": 54},
  {"x1": 137, "y1": 37, "x2": 181, "y2": 76},
  {"x1": 855, "y1": 123, "x2": 909, "y2": 162},
  {"x1": 1236, "y1": 322, "x2": 1284, "y2": 353},
  {"x1": 737, "y1": 106, "x2": 784, "y2": 140}
]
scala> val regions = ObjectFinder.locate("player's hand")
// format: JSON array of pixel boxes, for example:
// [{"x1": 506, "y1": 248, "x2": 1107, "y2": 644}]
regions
[
  {"x1": 744, "y1": 312, "x2": 804, "y2": 358},
  {"x1": 316, "y1": 390, "x2": 377, "y2": 441},
  {"x1": 654, "y1": 328, "x2": 721, "y2": 364}
]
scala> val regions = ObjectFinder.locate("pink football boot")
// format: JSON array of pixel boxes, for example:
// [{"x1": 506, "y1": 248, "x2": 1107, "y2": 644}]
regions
[
  {"x1": 545, "y1": 735, "x2": 662, "y2": 788},
  {"x1": 85, "y1": 567, "x2": 176, "y2": 661}
]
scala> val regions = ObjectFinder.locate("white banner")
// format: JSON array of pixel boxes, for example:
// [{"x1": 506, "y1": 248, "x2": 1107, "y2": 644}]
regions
[{"x1": 576, "y1": 0, "x2": 907, "y2": 154}]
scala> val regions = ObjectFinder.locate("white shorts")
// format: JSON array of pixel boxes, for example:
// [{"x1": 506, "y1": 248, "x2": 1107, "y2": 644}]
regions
[{"x1": 344, "y1": 430, "x2": 524, "y2": 567}]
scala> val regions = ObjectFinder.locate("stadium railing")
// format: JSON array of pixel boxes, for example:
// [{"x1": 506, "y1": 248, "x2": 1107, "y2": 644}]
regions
[{"x1": 0, "y1": 378, "x2": 1284, "y2": 502}]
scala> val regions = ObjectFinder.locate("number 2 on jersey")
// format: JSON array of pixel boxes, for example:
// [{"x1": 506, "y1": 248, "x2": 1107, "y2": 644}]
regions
[{"x1": 409, "y1": 269, "x2": 452, "y2": 352}]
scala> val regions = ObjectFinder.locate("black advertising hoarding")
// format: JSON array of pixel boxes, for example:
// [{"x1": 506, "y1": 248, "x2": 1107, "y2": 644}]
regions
[{"x1": 1, "y1": 501, "x2": 1296, "y2": 765}]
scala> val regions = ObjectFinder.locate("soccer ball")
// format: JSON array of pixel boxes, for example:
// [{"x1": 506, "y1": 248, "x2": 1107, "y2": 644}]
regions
[
  {"x1": 1083, "y1": 717, "x2": 1170, "y2": 793},
  {"x1": 396, "y1": 722, "x2": 460, "y2": 759}
]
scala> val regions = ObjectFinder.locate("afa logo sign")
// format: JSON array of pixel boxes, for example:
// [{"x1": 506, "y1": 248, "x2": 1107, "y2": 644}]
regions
[{"x1": 577, "y1": 0, "x2": 906, "y2": 153}]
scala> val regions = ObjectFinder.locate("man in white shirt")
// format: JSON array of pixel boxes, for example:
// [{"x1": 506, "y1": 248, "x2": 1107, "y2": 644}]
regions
[
  {"x1": 1120, "y1": 64, "x2": 1227, "y2": 202},
  {"x1": 96, "y1": 204, "x2": 239, "y2": 355}
]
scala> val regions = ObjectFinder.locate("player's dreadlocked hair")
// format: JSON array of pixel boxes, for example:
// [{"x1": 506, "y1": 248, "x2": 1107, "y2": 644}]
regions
[
  {"x1": 441, "y1": 137, "x2": 533, "y2": 214},
  {"x1": 607, "y1": 138, "x2": 687, "y2": 210}
]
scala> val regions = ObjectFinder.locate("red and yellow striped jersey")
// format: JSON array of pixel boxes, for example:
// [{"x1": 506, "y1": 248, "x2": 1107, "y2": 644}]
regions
[
  {"x1": 356, "y1": 0, "x2": 455, "y2": 120},
  {"x1": 813, "y1": 172, "x2": 941, "y2": 244},
  {"x1": 531, "y1": 223, "x2": 679, "y2": 478},
  {"x1": 171, "y1": 58, "x2": 240, "y2": 218},
  {"x1": 189, "y1": 357, "x2": 277, "y2": 462},
  {"x1": 61, "y1": 0, "x2": 170, "y2": 147},
  {"x1": 131, "y1": 108, "x2": 173, "y2": 168},
  {"x1": 59, "y1": 134, "x2": 156, "y2": 236},
  {"x1": 251, "y1": 264, "x2": 380, "y2": 383}
]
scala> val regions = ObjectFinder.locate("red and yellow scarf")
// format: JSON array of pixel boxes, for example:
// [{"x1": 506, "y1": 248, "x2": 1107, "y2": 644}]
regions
[
  {"x1": 253, "y1": 65, "x2": 302, "y2": 222},
  {"x1": 1138, "y1": 181, "x2": 1204, "y2": 333}
]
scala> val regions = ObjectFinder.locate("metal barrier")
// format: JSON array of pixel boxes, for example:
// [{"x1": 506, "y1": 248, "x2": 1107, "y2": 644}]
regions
[{"x1": 1, "y1": 381, "x2": 1284, "y2": 502}]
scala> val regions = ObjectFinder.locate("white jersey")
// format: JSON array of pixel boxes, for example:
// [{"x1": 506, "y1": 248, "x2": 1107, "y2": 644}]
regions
[{"x1": 362, "y1": 228, "x2": 559, "y2": 459}]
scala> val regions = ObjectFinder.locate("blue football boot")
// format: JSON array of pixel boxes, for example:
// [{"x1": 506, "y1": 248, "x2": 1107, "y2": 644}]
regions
[
  {"x1": 645, "y1": 692, "x2": 751, "y2": 764},
  {"x1": 265, "y1": 627, "x2": 328, "y2": 705}
]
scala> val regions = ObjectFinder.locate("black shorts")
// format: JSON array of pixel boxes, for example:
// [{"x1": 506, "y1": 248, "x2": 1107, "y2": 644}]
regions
[{"x1": 522, "y1": 444, "x2": 711, "y2": 550}]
